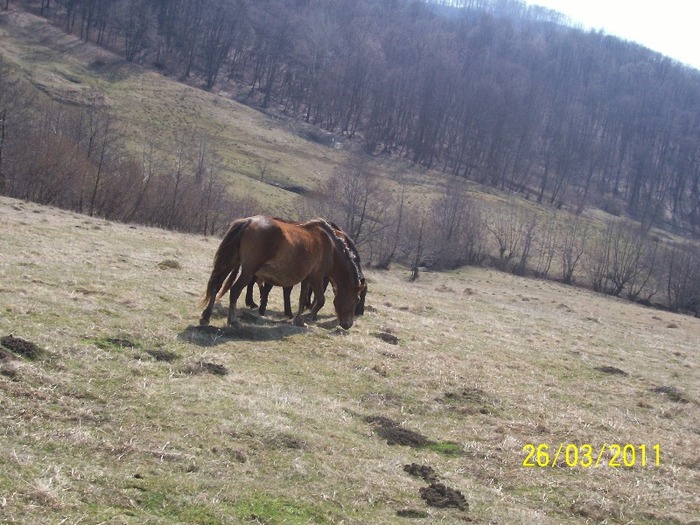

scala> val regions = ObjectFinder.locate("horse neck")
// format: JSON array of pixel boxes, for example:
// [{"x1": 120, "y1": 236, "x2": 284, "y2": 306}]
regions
[
  {"x1": 340, "y1": 233, "x2": 364, "y2": 280},
  {"x1": 329, "y1": 244, "x2": 357, "y2": 288},
  {"x1": 316, "y1": 221, "x2": 360, "y2": 289}
]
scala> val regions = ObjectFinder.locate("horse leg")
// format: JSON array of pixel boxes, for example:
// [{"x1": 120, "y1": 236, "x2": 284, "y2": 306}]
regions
[
  {"x1": 283, "y1": 286, "x2": 293, "y2": 317},
  {"x1": 293, "y1": 280, "x2": 312, "y2": 326},
  {"x1": 245, "y1": 276, "x2": 258, "y2": 309},
  {"x1": 304, "y1": 285, "x2": 314, "y2": 311},
  {"x1": 259, "y1": 282, "x2": 273, "y2": 316},
  {"x1": 308, "y1": 278, "x2": 326, "y2": 321},
  {"x1": 227, "y1": 271, "x2": 254, "y2": 326},
  {"x1": 200, "y1": 268, "x2": 237, "y2": 326}
]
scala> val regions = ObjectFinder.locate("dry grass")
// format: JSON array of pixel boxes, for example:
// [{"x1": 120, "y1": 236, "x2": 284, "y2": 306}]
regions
[
  {"x1": 2, "y1": 8, "x2": 698, "y2": 525},
  {"x1": 1, "y1": 196, "x2": 698, "y2": 524}
]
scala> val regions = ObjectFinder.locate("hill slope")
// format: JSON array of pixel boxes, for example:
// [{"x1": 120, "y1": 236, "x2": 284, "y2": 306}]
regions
[
  {"x1": 0, "y1": 7, "x2": 354, "y2": 218},
  {"x1": 1, "y1": 196, "x2": 698, "y2": 524},
  {"x1": 10, "y1": 0, "x2": 700, "y2": 233}
]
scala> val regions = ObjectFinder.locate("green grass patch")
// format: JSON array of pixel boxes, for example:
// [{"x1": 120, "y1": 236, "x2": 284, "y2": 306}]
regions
[
  {"x1": 93, "y1": 337, "x2": 139, "y2": 351},
  {"x1": 233, "y1": 495, "x2": 332, "y2": 524},
  {"x1": 424, "y1": 441, "x2": 464, "y2": 457}
]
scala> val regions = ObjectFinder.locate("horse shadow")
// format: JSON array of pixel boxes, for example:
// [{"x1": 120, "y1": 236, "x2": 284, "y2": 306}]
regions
[{"x1": 179, "y1": 307, "x2": 338, "y2": 346}]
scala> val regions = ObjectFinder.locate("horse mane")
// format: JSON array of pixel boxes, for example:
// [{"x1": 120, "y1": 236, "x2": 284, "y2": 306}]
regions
[
  {"x1": 310, "y1": 219, "x2": 363, "y2": 285},
  {"x1": 329, "y1": 221, "x2": 364, "y2": 280}
]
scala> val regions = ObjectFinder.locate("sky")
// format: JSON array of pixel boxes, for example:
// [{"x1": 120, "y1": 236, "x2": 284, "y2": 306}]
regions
[{"x1": 523, "y1": 0, "x2": 700, "y2": 71}]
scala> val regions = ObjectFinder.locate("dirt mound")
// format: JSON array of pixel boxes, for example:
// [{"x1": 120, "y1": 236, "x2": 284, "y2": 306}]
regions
[
  {"x1": 651, "y1": 385, "x2": 688, "y2": 403},
  {"x1": 419, "y1": 483, "x2": 468, "y2": 511},
  {"x1": 401, "y1": 461, "x2": 469, "y2": 515},
  {"x1": 0, "y1": 335, "x2": 44, "y2": 359},
  {"x1": 403, "y1": 463, "x2": 438, "y2": 483},
  {"x1": 365, "y1": 416, "x2": 431, "y2": 447}
]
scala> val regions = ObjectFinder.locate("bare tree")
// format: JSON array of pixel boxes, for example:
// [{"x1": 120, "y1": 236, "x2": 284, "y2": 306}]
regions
[
  {"x1": 431, "y1": 179, "x2": 486, "y2": 269},
  {"x1": 560, "y1": 216, "x2": 590, "y2": 284},
  {"x1": 586, "y1": 219, "x2": 657, "y2": 297},
  {"x1": 87, "y1": 115, "x2": 112, "y2": 217},
  {"x1": 606, "y1": 222, "x2": 648, "y2": 297},
  {"x1": 201, "y1": 0, "x2": 241, "y2": 89},
  {"x1": 662, "y1": 242, "x2": 700, "y2": 314},
  {"x1": 372, "y1": 184, "x2": 405, "y2": 269},
  {"x1": 402, "y1": 204, "x2": 431, "y2": 281},
  {"x1": 0, "y1": 106, "x2": 5, "y2": 194},
  {"x1": 0, "y1": 57, "x2": 26, "y2": 195},
  {"x1": 318, "y1": 155, "x2": 382, "y2": 247},
  {"x1": 117, "y1": 0, "x2": 154, "y2": 63},
  {"x1": 256, "y1": 158, "x2": 269, "y2": 182},
  {"x1": 168, "y1": 130, "x2": 193, "y2": 229},
  {"x1": 532, "y1": 212, "x2": 558, "y2": 278},
  {"x1": 485, "y1": 203, "x2": 538, "y2": 275}
]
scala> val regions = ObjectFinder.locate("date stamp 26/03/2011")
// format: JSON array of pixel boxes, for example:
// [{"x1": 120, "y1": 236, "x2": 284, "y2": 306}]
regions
[{"x1": 522, "y1": 443, "x2": 661, "y2": 468}]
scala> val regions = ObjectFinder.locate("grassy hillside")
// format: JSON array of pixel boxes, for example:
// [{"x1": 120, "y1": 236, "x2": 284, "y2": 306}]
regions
[
  {"x1": 1, "y1": 195, "x2": 698, "y2": 524},
  {"x1": 0, "y1": 7, "x2": 356, "y2": 218}
]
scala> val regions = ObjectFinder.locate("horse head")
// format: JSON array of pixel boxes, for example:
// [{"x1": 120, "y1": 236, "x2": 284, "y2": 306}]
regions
[{"x1": 334, "y1": 281, "x2": 367, "y2": 330}]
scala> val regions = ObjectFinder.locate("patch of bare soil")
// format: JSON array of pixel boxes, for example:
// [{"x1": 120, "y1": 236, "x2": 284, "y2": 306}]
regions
[
  {"x1": 403, "y1": 463, "x2": 438, "y2": 483},
  {"x1": 365, "y1": 416, "x2": 431, "y2": 447},
  {"x1": 651, "y1": 386, "x2": 689, "y2": 403},
  {"x1": 402, "y1": 462, "x2": 469, "y2": 514},
  {"x1": 0, "y1": 335, "x2": 44, "y2": 359},
  {"x1": 594, "y1": 366, "x2": 628, "y2": 376},
  {"x1": 419, "y1": 483, "x2": 468, "y2": 511}
]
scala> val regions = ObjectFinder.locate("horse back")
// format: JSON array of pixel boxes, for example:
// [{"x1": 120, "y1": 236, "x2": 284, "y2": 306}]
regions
[{"x1": 240, "y1": 217, "x2": 333, "y2": 287}]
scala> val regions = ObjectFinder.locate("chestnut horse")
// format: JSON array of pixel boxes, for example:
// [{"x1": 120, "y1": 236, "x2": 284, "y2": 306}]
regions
[
  {"x1": 246, "y1": 223, "x2": 366, "y2": 318},
  {"x1": 199, "y1": 216, "x2": 365, "y2": 329}
]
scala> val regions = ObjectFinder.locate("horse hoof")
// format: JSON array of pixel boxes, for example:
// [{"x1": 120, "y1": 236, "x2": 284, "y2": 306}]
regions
[
  {"x1": 292, "y1": 316, "x2": 306, "y2": 327},
  {"x1": 199, "y1": 318, "x2": 210, "y2": 326}
]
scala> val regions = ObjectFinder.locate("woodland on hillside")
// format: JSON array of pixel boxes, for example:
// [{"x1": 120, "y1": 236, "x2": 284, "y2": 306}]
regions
[
  {"x1": 1, "y1": 0, "x2": 699, "y2": 315},
  {"x1": 15, "y1": 0, "x2": 700, "y2": 235}
]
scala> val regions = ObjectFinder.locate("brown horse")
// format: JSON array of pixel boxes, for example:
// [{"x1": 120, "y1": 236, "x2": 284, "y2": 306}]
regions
[
  {"x1": 199, "y1": 216, "x2": 365, "y2": 329},
  {"x1": 246, "y1": 222, "x2": 367, "y2": 318}
]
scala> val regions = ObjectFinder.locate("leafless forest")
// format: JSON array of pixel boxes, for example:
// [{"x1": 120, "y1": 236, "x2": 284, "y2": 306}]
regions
[{"x1": 1, "y1": 0, "x2": 698, "y2": 314}]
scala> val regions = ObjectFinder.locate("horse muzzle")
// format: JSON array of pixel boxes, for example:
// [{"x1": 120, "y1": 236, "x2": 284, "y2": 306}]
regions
[{"x1": 339, "y1": 319, "x2": 353, "y2": 330}]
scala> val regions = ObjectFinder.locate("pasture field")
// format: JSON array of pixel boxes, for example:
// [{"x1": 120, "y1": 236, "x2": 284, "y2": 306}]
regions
[{"x1": 1, "y1": 196, "x2": 698, "y2": 524}]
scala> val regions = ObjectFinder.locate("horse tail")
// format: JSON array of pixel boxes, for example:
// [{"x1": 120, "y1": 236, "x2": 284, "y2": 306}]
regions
[
  {"x1": 199, "y1": 218, "x2": 251, "y2": 307},
  {"x1": 216, "y1": 266, "x2": 239, "y2": 300}
]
